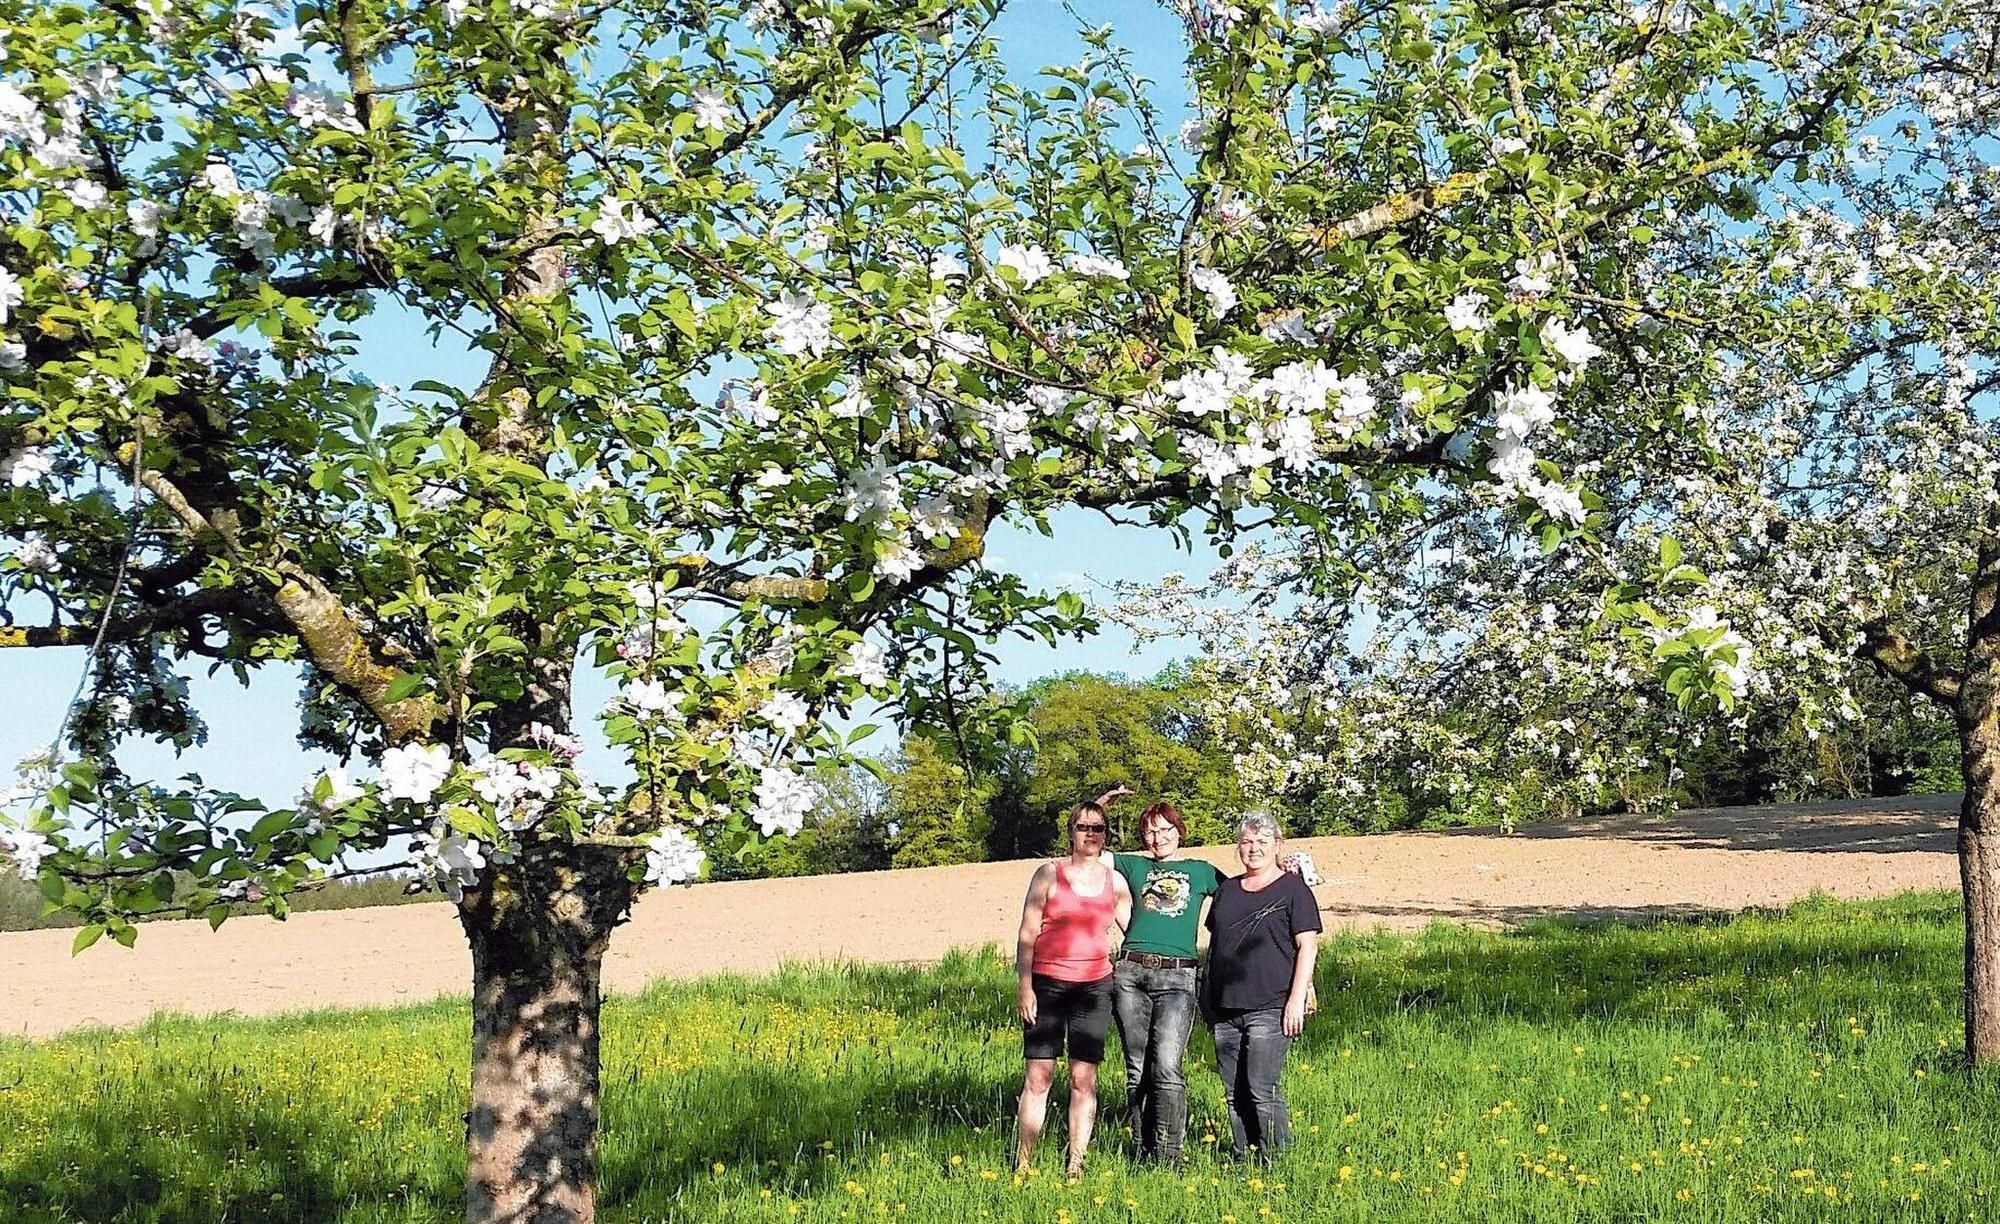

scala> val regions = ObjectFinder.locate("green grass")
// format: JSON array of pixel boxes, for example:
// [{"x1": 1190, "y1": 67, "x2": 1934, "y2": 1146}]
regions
[{"x1": 3, "y1": 890, "x2": 1995, "y2": 1221}]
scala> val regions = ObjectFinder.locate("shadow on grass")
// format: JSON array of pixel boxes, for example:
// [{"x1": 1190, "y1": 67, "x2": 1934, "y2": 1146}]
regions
[
  {"x1": 1, "y1": 895, "x2": 1970, "y2": 1221},
  {"x1": 0, "y1": 1091, "x2": 458, "y2": 1224},
  {"x1": 1296, "y1": 892, "x2": 1964, "y2": 1051}
]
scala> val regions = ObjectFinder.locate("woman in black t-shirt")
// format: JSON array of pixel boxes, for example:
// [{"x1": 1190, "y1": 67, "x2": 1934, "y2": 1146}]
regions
[{"x1": 1203, "y1": 810, "x2": 1321, "y2": 1161}]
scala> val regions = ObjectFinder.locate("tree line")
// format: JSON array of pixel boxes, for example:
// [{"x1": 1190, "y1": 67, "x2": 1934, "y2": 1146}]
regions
[{"x1": 724, "y1": 663, "x2": 1961, "y2": 879}]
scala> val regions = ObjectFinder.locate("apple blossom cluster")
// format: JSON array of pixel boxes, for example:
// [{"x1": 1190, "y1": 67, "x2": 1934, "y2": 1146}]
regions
[
  {"x1": 0, "y1": 823, "x2": 53, "y2": 881},
  {"x1": 379, "y1": 742, "x2": 453, "y2": 805},
  {"x1": 411, "y1": 824, "x2": 487, "y2": 904},
  {"x1": 751, "y1": 765, "x2": 816, "y2": 836},
  {"x1": 642, "y1": 826, "x2": 705, "y2": 885}
]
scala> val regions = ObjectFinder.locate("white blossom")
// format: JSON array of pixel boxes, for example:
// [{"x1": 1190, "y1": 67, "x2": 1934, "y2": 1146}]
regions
[
  {"x1": 1294, "y1": 6, "x2": 1343, "y2": 35},
  {"x1": 286, "y1": 83, "x2": 363, "y2": 134},
  {"x1": 126, "y1": 199, "x2": 162, "y2": 237},
  {"x1": 200, "y1": 162, "x2": 242, "y2": 198},
  {"x1": 411, "y1": 825, "x2": 485, "y2": 902},
  {"x1": 0, "y1": 825, "x2": 52, "y2": 880},
  {"x1": 1530, "y1": 480, "x2": 1588, "y2": 524},
  {"x1": 1444, "y1": 291, "x2": 1492, "y2": 333},
  {"x1": 298, "y1": 766, "x2": 364, "y2": 822},
  {"x1": 0, "y1": 340, "x2": 24, "y2": 372},
  {"x1": 830, "y1": 384, "x2": 870, "y2": 419},
  {"x1": 1065, "y1": 252, "x2": 1130, "y2": 282},
  {"x1": 1542, "y1": 317, "x2": 1603, "y2": 368},
  {"x1": 0, "y1": 82, "x2": 40, "y2": 143},
  {"x1": 1507, "y1": 252, "x2": 1559, "y2": 296},
  {"x1": 622, "y1": 677, "x2": 679, "y2": 719},
  {"x1": 765, "y1": 291, "x2": 834, "y2": 357},
  {"x1": 2, "y1": 446, "x2": 53, "y2": 487},
  {"x1": 1259, "y1": 311, "x2": 1313, "y2": 345},
  {"x1": 910, "y1": 494, "x2": 963, "y2": 544},
  {"x1": 643, "y1": 826, "x2": 705, "y2": 885},
  {"x1": 13, "y1": 534, "x2": 58, "y2": 573},
  {"x1": 929, "y1": 250, "x2": 968, "y2": 281},
  {"x1": 751, "y1": 766, "x2": 815, "y2": 836},
  {"x1": 759, "y1": 691, "x2": 810, "y2": 736},
  {"x1": 308, "y1": 205, "x2": 338, "y2": 246},
  {"x1": 838, "y1": 640, "x2": 891, "y2": 688},
  {"x1": 997, "y1": 243, "x2": 1054, "y2": 287},
  {"x1": 0, "y1": 267, "x2": 22, "y2": 326},
  {"x1": 1191, "y1": 266, "x2": 1237, "y2": 318},
  {"x1": 378, "y1": 742, "x2": 452, "y2": 805},
  {"x1": 690, "y1": 87, "x2": 732, "y2": 132},
  {"x1": 591, "y1": 196, "x2": 657, "y2": 246},
  {"x1": 64, "y1": 179, "x2": 109, "y2": 212},
  {"x1": 873, "y1": 531, "x2": 923, "y2": 583},
  {"x1": 1331, "y1": 373, "x2": 1376, "y2": 438},
  {"x1": 841, "y1": 458, "x2": 902, "y2": 524},
  {"x1": 1487, "y1": 434, "x2": 1538, "y2": 489},
  {"x1": 1493, "y1": 382, "x2": 1558, "y2": 443},
  {"x1": 1272, "y1": 415, "x2": 1318, "y2": 469}
]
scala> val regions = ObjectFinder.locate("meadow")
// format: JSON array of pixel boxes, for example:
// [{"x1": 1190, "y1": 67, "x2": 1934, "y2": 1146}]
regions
[{"x1": 3, "y1": 890, "x2": 1994, "y2": 1222}]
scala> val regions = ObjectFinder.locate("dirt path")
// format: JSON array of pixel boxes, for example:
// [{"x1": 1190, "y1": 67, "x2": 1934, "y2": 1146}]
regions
[{"x1": 0, "y1": 794, "x2": 1961, "y2": 1040}]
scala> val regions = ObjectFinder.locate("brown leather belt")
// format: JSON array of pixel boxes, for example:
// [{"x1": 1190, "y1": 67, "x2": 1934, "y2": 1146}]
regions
[{"x1": 1117, "y1": 950, "x2": 1199, "y2": 969}]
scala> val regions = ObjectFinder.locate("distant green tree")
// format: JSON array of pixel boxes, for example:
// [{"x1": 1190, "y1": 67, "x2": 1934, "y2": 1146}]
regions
[
  {"x1": 887, "y1": 738, "x2": 988, "y2": 870},
  {"x1": 1004, "y1": 671, "x2": 1240, "y2": 849}
]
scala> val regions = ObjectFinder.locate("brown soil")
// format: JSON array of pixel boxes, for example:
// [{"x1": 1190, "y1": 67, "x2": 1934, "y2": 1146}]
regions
[{"x1": 0, "y1": 793, "x2": 1961, "y2": 1040}]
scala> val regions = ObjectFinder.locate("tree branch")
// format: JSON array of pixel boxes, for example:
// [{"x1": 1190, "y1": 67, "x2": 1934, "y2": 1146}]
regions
[
  {"x1": 125, "y1": 446, "x2": 440, "y2": 740},
  {"x1": 1858, "y1": 618, "x2": 1963, "y2": 706}
]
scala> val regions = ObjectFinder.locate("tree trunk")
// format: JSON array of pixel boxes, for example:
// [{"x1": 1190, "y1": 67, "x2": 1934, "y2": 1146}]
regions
[
  {"x1": 1961, "y1": 673, "x2": 2000, "y2": 1065},
  {"x1": 459, "y1": 844, "x2": 637, "y2": 1224}
]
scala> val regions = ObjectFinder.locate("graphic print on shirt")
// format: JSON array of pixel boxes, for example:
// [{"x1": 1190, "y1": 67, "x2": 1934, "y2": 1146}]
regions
[{"x1": 1141, "y1": 868, "x2": 1195, "y2": 917}]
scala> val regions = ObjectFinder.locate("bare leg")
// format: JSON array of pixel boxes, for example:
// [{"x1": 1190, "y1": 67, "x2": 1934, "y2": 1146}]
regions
[
  {"x1": 1016, "y1": 1059, "x2": 1056, "y2": 1172},
  {"x1": 1066, "y1": 1061, "x2": 1099, "y2": 1179}
]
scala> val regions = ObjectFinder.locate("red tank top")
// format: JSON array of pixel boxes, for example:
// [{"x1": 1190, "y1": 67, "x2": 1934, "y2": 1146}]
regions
[{"x1": 1031, "y1": 861, "x2": 1117, "y2": 982}]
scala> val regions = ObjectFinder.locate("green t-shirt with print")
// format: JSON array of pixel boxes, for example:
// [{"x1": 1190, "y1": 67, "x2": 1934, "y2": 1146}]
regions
[{"x1": 1112, "y1": 854, "x2": 1223, "y2": 958}]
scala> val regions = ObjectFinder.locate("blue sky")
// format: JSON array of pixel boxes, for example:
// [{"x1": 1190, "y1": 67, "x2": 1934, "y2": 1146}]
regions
[{"x1": 0, "y1": 2, "x2": 1221, "y2": 807}]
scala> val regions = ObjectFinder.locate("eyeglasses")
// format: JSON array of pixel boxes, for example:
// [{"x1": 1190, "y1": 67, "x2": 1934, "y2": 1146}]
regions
[{"x1": 1073, "y1": 823, "x2": 1108, "y2": 835}]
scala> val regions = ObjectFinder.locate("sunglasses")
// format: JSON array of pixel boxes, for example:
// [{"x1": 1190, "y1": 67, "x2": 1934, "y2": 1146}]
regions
[{"x1": 1073, "y1": 823, "x2": 1108, "y2": 834}]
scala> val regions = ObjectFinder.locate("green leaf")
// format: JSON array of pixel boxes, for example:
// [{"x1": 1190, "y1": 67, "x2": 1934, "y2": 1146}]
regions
[
  {"x1": 1171, "y1": 313, "x2": 1196, "y2": 352},
  {"x1": 384, "y1": 672, "x2": 427, "y2": 703},
  {"x1": 72, "y1": 924, "x2": 106, "y2": 955},
  {"x1": 1659, "y1": 535, "x2": 1682, "y2": 569}
]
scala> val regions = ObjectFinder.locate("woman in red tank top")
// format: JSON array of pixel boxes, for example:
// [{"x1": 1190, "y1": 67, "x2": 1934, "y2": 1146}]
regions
[{"x1": 1012, "y1": 793, "x2": 1134, "y2": 1178}]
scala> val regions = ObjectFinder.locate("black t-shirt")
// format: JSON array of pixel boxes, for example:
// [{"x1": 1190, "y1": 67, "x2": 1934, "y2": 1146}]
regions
[{"x1": 1204, "y1": 872, "x2": 1324, "y2": 1015}]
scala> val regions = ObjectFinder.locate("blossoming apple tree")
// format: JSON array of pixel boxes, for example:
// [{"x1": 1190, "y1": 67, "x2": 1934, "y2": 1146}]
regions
[
  {"x1": 0, "y1": 0, "x2": 1975, "y2": 1218},
  {"x1": 1118, "y1": 0, "x2": 2000, "y2": 1057}
]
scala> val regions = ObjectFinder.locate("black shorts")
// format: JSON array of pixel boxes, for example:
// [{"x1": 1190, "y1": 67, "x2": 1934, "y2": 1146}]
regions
[{"x1": 1023, "y1": 973, "x2": 1115, "y2": 1064}]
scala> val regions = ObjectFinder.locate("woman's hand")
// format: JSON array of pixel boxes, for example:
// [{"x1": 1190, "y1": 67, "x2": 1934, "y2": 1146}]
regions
[
  {"x1": 1018, "y1": 977, "x2": 1038, "y2": 1026},
  {"x1": 1282, "y1": 992, "x2": 1308, "y2": 1038}
]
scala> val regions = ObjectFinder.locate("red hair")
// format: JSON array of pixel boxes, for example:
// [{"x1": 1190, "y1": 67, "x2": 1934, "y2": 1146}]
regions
[{"x1": 1140, "y1": 801, "x2": 1186, "y2": 838}]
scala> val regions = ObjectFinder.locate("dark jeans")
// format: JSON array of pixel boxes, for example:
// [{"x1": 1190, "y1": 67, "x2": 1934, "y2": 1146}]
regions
[
  {"x1": 1211, "y1": 1007, "x2": 1292, "y2": 1160},
  {"x1": 1111, "y1": 960, "x2": 1198, "y2": 1160}
]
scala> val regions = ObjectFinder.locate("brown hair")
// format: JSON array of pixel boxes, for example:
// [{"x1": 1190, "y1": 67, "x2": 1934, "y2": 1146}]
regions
[
  {"x1": 1071, "y1": 802, "x2": 1106, "y2": 829},
  {"x1": 1140, "y1": 801, "x2": 1186, "y2": 838}
]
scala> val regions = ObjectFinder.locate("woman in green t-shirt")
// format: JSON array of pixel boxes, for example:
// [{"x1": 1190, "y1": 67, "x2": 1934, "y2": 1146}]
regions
[{"x1": 1108, "y1": 801, "x2": 1223, "y2": 1165}]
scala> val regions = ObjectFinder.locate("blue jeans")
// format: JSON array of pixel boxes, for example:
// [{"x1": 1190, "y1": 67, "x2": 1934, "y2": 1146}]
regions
[
  {"x1": 1111, "y1": 959, "x2": 1198, "y2": 1161},
  {"x1": 1211, "y1": 1007, "x2": 1292, "y2": 1160}
]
